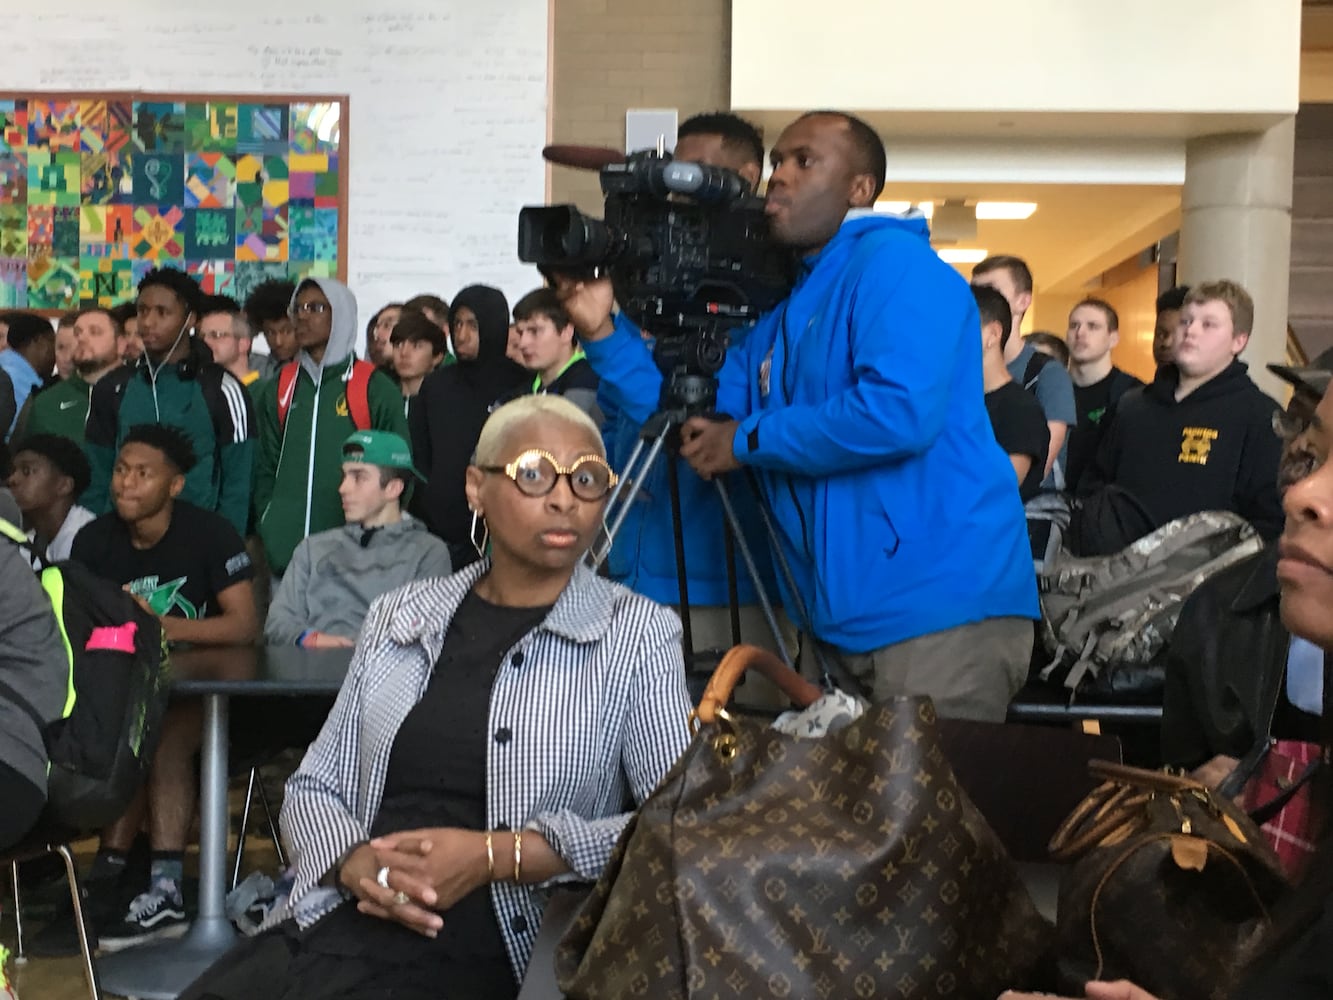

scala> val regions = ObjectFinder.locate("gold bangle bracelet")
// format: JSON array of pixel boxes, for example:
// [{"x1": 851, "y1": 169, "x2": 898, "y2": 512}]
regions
[
  {"x1": 485, "y1": 831, "x2": 495, "y2": 881},
  {"x1": 513, "y1": 830, "x2": 523, "y2": 884}
]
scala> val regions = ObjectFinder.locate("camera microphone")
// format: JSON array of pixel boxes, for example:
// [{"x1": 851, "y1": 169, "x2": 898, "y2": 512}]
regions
[{"x1": 657, "y1": 161, "x2": 749, "y2": 203}]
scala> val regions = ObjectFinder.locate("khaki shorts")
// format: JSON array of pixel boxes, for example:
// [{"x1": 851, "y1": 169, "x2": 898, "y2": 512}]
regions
[{"x1": 805, "y1": 617, "x2": 1034, "y2": 723}]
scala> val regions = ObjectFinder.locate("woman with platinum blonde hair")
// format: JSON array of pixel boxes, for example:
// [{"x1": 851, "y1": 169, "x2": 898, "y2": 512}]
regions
[{"x1": 182, "y1": 394, "x2": 692, "y2": 1000}]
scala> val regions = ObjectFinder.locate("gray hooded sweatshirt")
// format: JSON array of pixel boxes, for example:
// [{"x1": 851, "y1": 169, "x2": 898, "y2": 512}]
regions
[{"x1": 263, "y1": 514, "x2": 452, "y2": 644}]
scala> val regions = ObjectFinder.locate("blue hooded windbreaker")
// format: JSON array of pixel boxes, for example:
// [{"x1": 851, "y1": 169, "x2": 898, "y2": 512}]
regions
[{"x1": 717, "y1": 211, "x2": 1038, "y2": 652}]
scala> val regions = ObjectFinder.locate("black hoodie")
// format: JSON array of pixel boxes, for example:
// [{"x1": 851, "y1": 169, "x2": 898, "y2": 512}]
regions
[
  {"x1": 1078, "y1": 359, "x2": 1284, "y2": 538},
  {"x1": 410, "y1": 285, "x2": 528, "y2": 552}
]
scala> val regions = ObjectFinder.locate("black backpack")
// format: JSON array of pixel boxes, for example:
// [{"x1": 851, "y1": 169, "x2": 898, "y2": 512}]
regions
[
  {"x1": 1064, "y1": 485, "x2": 1158, "y2": 558},
  {"x1": 0, "y1": 520, "x2": 170, "y2": 828}
]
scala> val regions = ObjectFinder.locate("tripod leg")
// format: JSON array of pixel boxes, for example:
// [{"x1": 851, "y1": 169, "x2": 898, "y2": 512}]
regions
[
  {"x1": 742, "y1": 470, "x2": 863, "y2": 695},
  {"x1": 588, "y1": 427, "x2": 671, "y2": 570},
  {"x1": 722, "y1": 516, "x2": 742, "y2": 648},
  {"x1": 602, "y1": 435, "x2": 646, "y2": 513},
  {"x1": 713, "y1": 477, "x2": 795, "y2": 667},
  {"x1": 666, "y1": 451, "x2": 695, "y2": 659}
]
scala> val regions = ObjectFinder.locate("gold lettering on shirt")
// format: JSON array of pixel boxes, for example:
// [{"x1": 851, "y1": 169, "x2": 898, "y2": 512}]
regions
[{"x1": 1179, "y1": 426, "x2": 1219, "y2": 465}]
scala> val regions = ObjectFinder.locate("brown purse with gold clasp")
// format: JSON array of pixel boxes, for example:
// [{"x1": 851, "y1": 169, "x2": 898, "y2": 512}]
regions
[
  {"x1": 1048, "y1": 760, "x2": 1289, "y2": 1000},
  {"x1": 555, "y1": 645, "x2": 1050, "y2": 999}
]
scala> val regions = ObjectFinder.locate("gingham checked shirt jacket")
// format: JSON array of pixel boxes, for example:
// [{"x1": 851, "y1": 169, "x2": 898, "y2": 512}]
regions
[{"x1": 273, "y1": 560, "x2": 693, "y2": 979}]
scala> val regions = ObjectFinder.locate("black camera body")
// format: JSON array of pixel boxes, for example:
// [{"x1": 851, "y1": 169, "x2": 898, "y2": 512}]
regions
[{"x1": 517, "y1": 150, "x2": 794, "y2": 359}]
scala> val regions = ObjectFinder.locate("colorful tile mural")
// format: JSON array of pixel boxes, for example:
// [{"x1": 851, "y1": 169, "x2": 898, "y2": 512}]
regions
[{"x1": 0, "y1": 96, "x2": 342, "y2": 308}]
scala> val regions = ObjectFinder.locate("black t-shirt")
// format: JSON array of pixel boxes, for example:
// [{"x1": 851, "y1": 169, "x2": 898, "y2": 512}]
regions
[
  {"x1": 1068, "y1": 368, "x2": 1143, "y2": 490},
  {"x1": 306, "y1": 589, "x2": 552, "y2": 995},
  {"x1": 69, "y1": 500, "x2": 253, "y2": 619},
  {"x1": 985, "y1": 381, "x2": 1050, "y2": 502}
]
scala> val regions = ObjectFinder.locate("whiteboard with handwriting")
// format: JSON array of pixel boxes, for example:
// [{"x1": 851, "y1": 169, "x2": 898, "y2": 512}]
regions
[{"x1": 0, "y1": 0, "x2": 548, "y2": 330}]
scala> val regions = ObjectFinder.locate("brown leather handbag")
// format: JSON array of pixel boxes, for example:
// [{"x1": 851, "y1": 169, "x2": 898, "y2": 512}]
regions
[
  {"x1": 1048, "y1": 761, "x2": 1289, "y2": 1000},
  {"x1": 555, "y1": 646, "x2": 1050, "y2": 999}
]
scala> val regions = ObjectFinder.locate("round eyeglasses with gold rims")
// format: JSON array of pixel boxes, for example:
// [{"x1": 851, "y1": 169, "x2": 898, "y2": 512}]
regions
[{"x1": 479, "y1": 449, "x2": 618, "y2": 502}]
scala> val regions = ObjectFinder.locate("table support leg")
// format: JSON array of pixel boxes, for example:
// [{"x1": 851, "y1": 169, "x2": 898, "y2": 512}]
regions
[{"x1": 99, "y1": 693, "x2": 240, "y2": 999}]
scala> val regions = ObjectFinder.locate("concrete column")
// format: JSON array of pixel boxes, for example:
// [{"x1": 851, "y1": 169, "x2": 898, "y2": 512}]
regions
[{"x1": 1178, "y1": 117, "x2": 1295, "y2": 401}]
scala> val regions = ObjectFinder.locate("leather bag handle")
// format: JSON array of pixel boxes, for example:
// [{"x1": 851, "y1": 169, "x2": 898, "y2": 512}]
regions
[
  {"x1": 695, "y1": 645, "x2": 825, "y2": 724},
  {"x1": 1050, "y1": 761, "x2": 1216, "y2": 860},
  {"x1": 1049, "y1": 783, "x2": 1152, "y2": 860},
  {"x1": 1088, "y1": 759, "x2": 1206, "y2": 794}
]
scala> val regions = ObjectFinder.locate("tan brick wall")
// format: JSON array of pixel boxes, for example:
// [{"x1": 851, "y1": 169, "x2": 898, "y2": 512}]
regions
[{"x1": 549, "y1": 0, "x2": 732, "y2": 210}]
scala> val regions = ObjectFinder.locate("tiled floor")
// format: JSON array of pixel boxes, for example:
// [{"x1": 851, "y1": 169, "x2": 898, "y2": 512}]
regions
[
  {"x1": 7, "y1": 952, "x2": 90, "y2": 1000},
  {"x1": 3, "y1": 835, "x2": 283, "y2": 1000},
  {"x1": 3, "y1": 837, "x2": 99, "y2": 1000}
]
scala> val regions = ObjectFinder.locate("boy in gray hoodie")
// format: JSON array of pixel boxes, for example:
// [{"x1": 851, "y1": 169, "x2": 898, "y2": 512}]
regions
[{"x1": 264, "y1": 430, "x2": 451, "y2": 647}]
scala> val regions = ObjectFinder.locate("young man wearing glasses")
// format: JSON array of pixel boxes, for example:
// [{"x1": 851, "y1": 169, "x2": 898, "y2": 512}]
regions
[
  {"x1": 252, "y1": 278, "x2": 408, "y2": 577},
  {"x1": 264, "y1": 431, "x2": 451, "y2": 647},
  {"x1": 198, "y1": 294, "x2": 270, "y2": 389}
]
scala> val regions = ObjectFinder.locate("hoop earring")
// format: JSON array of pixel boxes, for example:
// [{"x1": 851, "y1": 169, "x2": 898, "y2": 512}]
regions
[{"x1": 470, "y1": 509, "x2": 490, "y2": 560}]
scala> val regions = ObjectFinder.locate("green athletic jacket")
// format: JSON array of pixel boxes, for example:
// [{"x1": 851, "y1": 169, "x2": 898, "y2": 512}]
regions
[
  {"x1": 84, "y1": 339, "x2": 255, "y2": 537},
  {"x1": 22, "y1": 373, "x2": 95, "y2": 442},
  {"x1": 253, "y1": 277, "x2": 407, "y2": 575}
]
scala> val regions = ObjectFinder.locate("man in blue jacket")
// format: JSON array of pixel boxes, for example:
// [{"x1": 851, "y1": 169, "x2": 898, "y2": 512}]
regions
[
  {"x1": 0, "y1": 314, "x2": 56, "y2": 440},
  {"x1": 675, "y1": 111, "x2": 1038, "y2": 721},
  {"x1": 558, "y1": 112, "x2": 796, "y2": 678}
]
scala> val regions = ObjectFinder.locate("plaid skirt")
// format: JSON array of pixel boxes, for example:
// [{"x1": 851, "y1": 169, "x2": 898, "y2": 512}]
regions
[{"x1": 1242, "y1": 739, "x2": 1322, "y2": 883}]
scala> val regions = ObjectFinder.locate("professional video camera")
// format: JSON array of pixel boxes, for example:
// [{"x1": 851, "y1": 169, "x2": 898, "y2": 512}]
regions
[{"x1": 517, "y1": 149, "x2": 793, "y2": 355}]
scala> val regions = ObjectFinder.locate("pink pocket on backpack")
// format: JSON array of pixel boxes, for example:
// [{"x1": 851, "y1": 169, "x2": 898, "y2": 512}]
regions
[{"x1": 86, "y1": 623, "x2": 138, "y2": 653}]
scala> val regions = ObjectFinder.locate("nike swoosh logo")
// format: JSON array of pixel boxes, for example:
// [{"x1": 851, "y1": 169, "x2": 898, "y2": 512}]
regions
[{"x1": 59, "y1": 400, "x2": 78, "y2": 409}]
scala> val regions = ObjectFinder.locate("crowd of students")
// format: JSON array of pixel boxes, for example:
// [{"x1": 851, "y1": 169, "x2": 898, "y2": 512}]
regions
[
  {"x1": 0, "y1": 105, "x2": 1329, "y2": 1000},
  {"x1": 0, "y1": 264, "x2": 605, "y2": 958},
  {"x1": 970, "y1": 258, "x2": 1288, "y2": 556}
]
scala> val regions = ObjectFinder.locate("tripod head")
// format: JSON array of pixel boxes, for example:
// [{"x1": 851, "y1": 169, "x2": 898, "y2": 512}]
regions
[{"x1": 643, "y1": 319, "x2": 732, "y2": 437}]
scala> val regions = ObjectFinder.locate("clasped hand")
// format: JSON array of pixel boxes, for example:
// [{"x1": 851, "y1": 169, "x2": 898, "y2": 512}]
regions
[
  {"x1": 679, "y1": 416, "x2": 741, "y2": 478},
  {"x1": 340, "y1": 828, "x2": 488, "y2": 938}
]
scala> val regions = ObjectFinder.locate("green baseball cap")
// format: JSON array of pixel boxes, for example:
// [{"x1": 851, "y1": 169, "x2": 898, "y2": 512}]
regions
[{"x1": 341, "y1": 430, "x2": 424, "y2": 481}]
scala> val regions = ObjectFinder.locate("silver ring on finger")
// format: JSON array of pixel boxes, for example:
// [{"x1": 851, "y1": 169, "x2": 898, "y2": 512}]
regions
[
  {"x1": 391, "y1": 890, "x2": 410, "y2": 906},
  {"x1": 376, "y1": 865, "x2": 391, "y2": 889}
]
